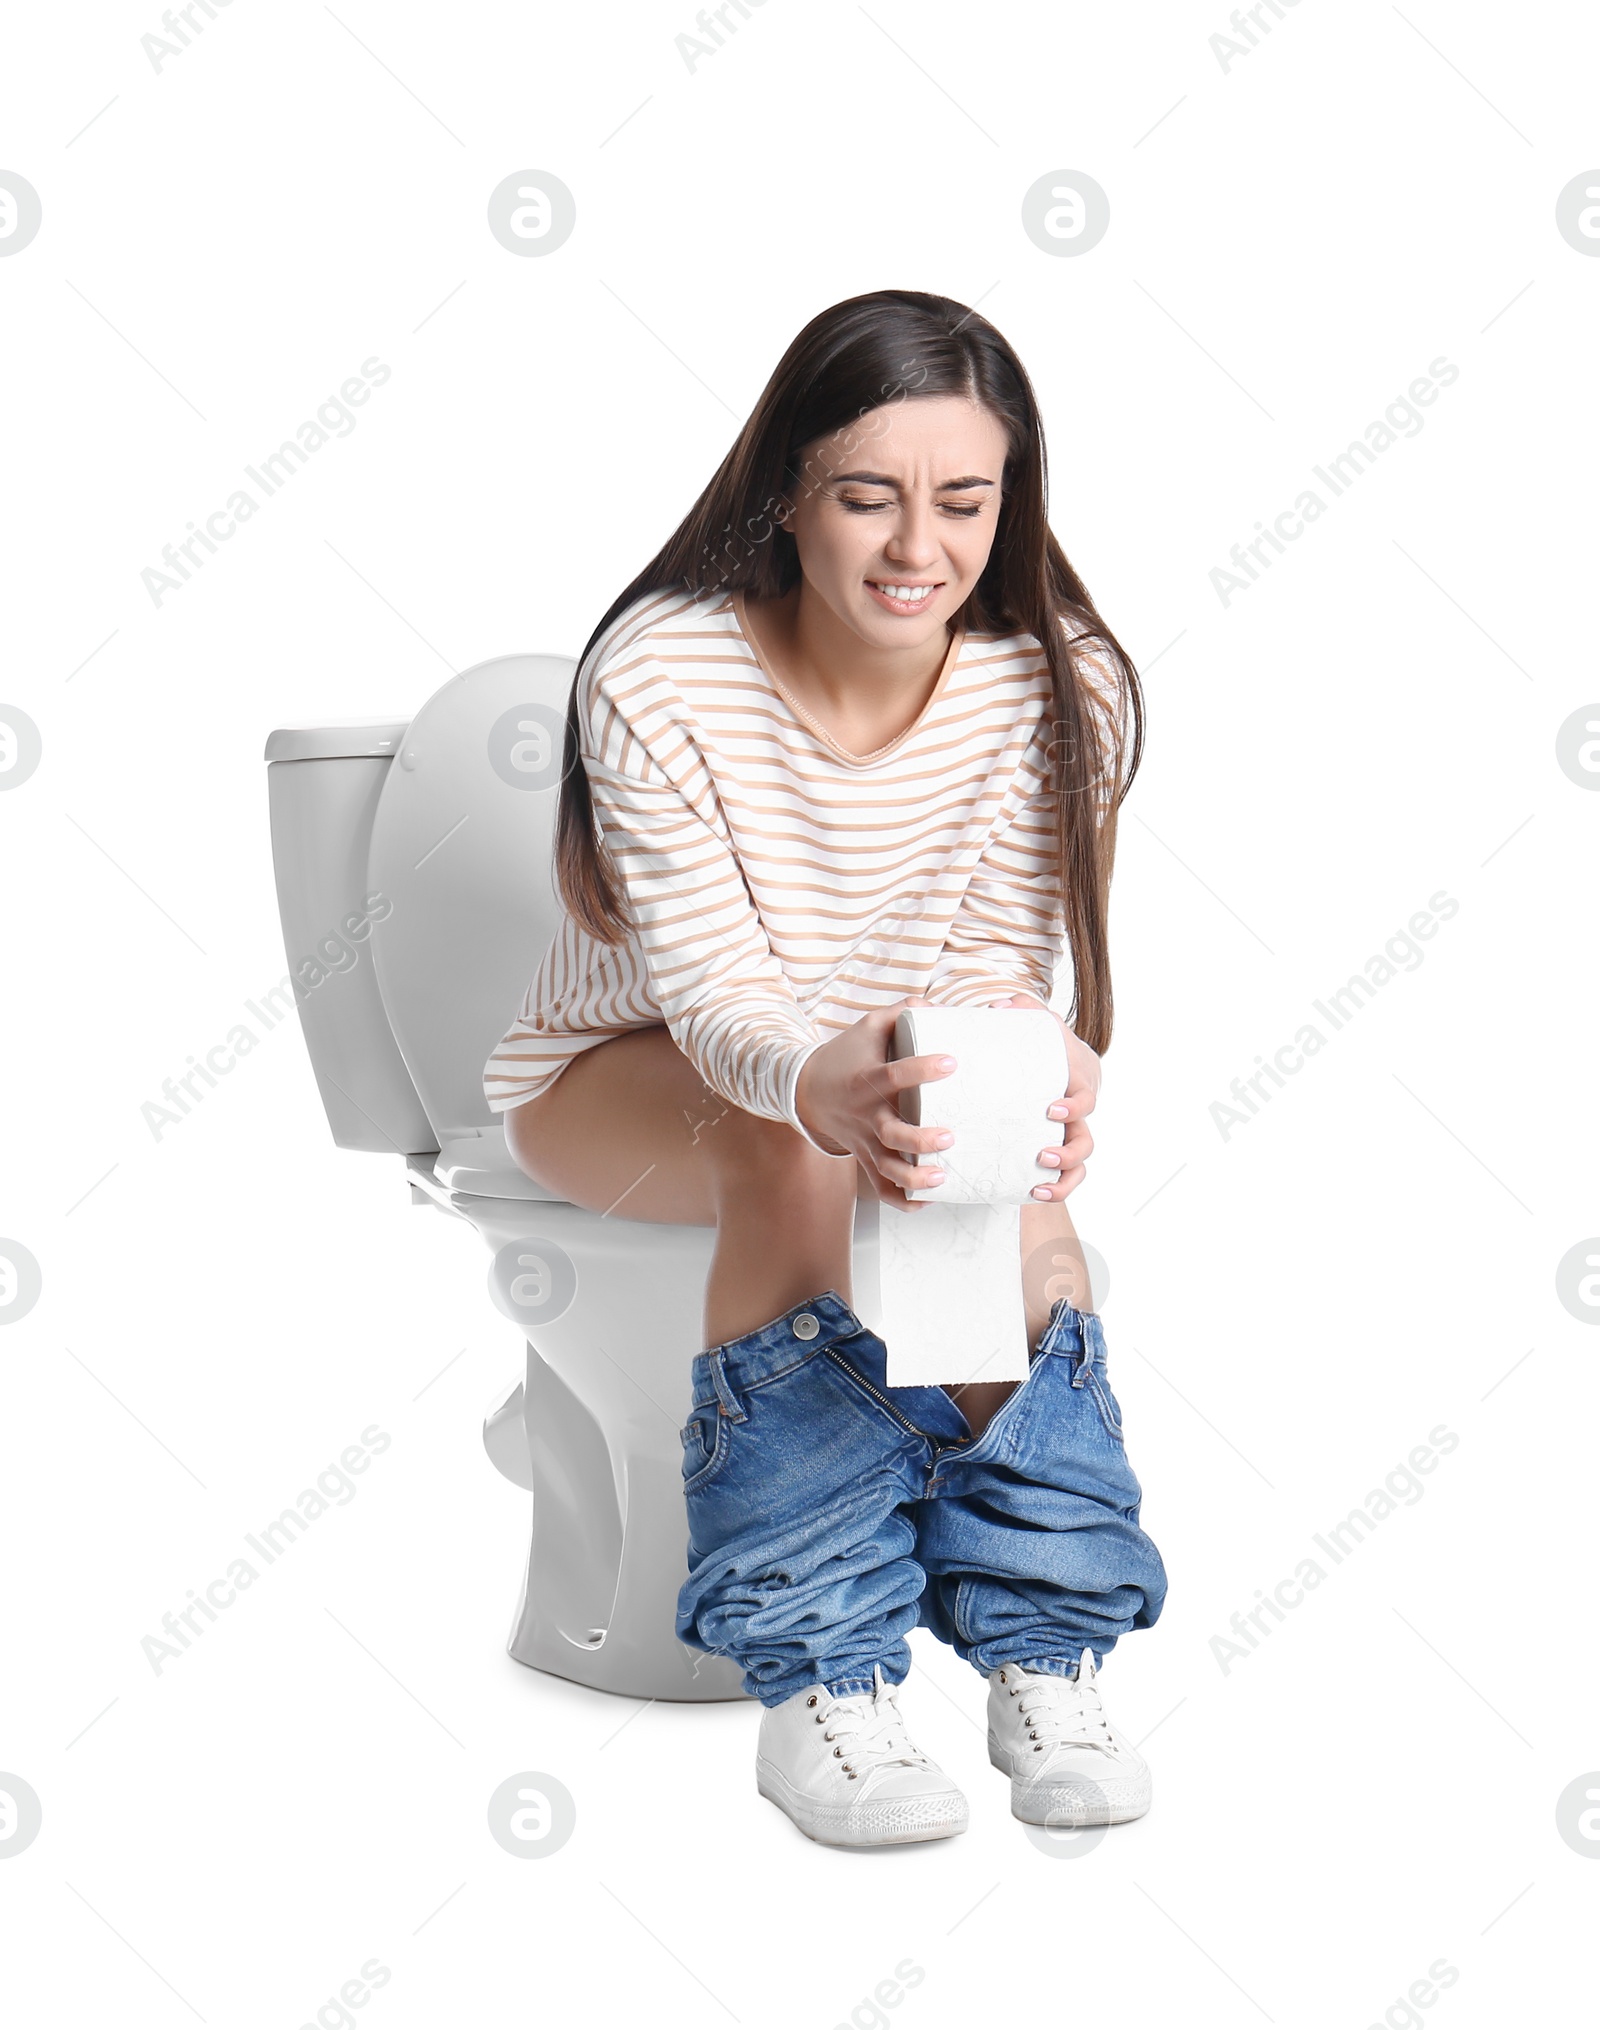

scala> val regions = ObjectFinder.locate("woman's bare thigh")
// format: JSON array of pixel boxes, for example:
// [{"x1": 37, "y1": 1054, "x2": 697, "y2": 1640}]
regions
[{"x1": 503, "y1": 1025, "x2": 863, "y2": 1227}]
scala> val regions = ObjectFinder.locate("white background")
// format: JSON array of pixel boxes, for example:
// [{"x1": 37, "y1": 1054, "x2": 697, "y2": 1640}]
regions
[{"x1": 2, "y1": 1, "x2": 1596, "y2": 2024}]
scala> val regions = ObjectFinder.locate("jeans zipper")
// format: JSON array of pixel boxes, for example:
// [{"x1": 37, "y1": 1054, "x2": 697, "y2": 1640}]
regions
[{"x1": 824, "y1": 1348, "x2": 954, "y2": 1460}]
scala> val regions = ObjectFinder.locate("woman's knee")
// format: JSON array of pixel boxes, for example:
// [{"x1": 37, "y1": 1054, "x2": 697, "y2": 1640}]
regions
[{"x1": 707, "y1": 1110, "x2": 857, "y2": 1200}]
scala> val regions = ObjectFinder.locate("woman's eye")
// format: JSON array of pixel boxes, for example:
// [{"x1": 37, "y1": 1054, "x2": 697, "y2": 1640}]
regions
[{"x1": 839, "y1": 498, "x2": 982, "y2": 517}]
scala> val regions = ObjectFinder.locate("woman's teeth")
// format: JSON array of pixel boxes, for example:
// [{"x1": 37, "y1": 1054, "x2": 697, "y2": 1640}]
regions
[{"x1": 869, "y1": 582, "x2": 936, "y2": 606}]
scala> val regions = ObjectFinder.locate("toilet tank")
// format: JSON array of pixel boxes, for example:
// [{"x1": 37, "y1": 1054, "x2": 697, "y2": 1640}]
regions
[{"x1": 265, "y1": 723, "x2": 438, "y2": 1155}]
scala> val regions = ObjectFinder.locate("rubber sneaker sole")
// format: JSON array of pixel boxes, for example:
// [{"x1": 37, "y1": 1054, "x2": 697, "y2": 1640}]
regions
[
  {"x1": 987, "y1": 1731, "x2": 1151, "y2": 1826},
  {"x1": 757, "y1": 1759, "x2": 969, "y2": 1847}
]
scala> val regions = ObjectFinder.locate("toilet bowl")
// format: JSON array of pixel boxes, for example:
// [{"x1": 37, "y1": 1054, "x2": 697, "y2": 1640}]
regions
[{"x1": 264, "y1": 652, "x2": 884, "y2": 1704}]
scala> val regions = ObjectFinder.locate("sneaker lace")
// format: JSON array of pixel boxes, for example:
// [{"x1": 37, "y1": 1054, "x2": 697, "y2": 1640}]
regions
[
  {"x1": 1013, "y1": 1658, "x2": 1117, "y2": 1755},
  {"x1": 815, "y1": 1669, "x2": 931, "y2": 1779}
]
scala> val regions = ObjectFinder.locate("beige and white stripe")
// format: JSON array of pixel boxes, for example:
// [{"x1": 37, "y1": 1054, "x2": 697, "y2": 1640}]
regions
[{"x1": 483, "y1": 584, "x2": 1087, "y2": 1152}]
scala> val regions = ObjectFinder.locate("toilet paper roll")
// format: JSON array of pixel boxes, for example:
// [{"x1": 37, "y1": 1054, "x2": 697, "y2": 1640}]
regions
[{"x1": 859, "y1": 1003, "x2": 1069, "y2": 1389}]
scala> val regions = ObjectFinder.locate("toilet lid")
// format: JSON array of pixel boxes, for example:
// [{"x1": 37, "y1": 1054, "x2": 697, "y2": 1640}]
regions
[{"x1": 366, "y1": 652, "x2": 579, "y2": 1150}]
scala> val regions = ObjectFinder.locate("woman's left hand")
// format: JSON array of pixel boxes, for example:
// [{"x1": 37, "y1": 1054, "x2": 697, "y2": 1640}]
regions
[{"x1": 986, "y1": 993, "x2": 1100, "y2": 1201}]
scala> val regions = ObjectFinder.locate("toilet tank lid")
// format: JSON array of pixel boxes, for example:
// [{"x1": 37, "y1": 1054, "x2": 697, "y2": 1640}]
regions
[{"x1": 264, "y1": 721, "x2": 412, "y2": 763}]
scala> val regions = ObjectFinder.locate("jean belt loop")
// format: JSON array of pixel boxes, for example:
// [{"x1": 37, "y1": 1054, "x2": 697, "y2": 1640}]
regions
[
  {"x1": 707, "y1": 1350, "x2": 747, "y2": 1423},
  {"x1": 1085, "y1": 1310, "x2": 1106, "y2": 1370},
  {"x1": 1066, "y1": 1308, "x2": 1090, "y2": 1386}
]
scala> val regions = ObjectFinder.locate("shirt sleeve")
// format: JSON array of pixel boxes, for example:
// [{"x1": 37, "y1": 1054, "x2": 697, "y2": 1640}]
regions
[
  {"x1": 581, "y1": 653, "x2": 844, "y2": 1156},
  {"x1": 921, "y1": 749, "x2": 1067, "y2": 1010},
  {"x1": 922, "y1": 631, "x2": 1119, "y2": 1013}
]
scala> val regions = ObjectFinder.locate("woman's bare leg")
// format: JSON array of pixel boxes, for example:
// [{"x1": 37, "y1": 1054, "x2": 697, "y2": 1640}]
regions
[
  {"x1": 1019, "y1": 1194, "x2": 1095, "y2": 1338},
  {"x1": 503, "y1": 1026, "x2": 862, "y2": 1346},
  {"x1": 504, "y1": 1026, "x2": 1094, "y2": 1433},
  {"x1": 945, "y1": 1196, "x2": 1094, "y2": 1438}
]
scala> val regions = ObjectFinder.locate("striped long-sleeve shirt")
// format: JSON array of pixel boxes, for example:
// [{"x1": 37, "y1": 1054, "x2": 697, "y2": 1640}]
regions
[{"x1": 483, "y1": 585, "x2": 1102, "y2": 1152}]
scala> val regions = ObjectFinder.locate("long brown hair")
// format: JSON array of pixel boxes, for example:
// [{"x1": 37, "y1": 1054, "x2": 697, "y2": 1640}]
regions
[{"x1": 552, "y1": 287, "x2": 1143, "y2": 1055}]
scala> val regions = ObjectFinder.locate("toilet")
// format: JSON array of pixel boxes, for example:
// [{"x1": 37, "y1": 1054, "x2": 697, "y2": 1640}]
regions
[{"x1": 264, "y1": 652, "x2": 884, "y2": 1704}]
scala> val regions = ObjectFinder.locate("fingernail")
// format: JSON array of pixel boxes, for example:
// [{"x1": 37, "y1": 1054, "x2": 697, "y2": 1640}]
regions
[
  {"x1": 937, "y1": 1057, "x2": 957, "y2": 1071},
  {"x1": 934, "y1": 1132, "x2": 954, "y2": 1148},
  {"x1": 1031, "y1": 1186, "x2": 1052, "y2": 1199},
  {"x1": 1040, "y1": 1152, "x2": 1062, "y2": 1166}
]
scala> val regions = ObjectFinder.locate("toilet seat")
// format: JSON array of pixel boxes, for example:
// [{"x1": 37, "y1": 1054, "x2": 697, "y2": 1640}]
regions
[{"x1": 432, "y1": 1128, "x2": 566, "y2": 1202}]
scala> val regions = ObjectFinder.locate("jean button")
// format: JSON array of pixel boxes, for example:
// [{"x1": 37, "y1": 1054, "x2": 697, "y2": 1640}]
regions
[{"x1": 793, "y1": 1312, "x2": 819, "y2": 1339}]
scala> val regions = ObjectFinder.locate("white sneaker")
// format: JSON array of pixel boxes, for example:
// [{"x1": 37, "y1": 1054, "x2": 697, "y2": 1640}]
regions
[
  {"x1": 987, "y1": 1653, "x2": 1152, "y2": 1826},
  {"x1": 756, "y1": 1665, "x2": 969, "y2": 1847}
]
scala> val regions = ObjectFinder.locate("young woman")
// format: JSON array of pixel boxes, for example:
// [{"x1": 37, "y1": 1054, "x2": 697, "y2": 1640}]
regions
[{"x1": 484, "y1": 289, "x2": 1167, "y2": 1848}]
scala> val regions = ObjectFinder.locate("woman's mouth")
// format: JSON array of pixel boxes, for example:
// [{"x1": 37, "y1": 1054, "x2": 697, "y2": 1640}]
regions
[{"x1": 866, "y1": 580, "x2": 943, "y2": 615}]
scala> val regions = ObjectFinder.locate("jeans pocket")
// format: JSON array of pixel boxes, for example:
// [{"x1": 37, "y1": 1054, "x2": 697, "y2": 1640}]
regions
[
  {"x1": 1084, "y1": 1361, "x2": 1126, "y2": 1445},
  {"x1": 680, "y1": 1408, "x2": 731, "y2": 1494}
]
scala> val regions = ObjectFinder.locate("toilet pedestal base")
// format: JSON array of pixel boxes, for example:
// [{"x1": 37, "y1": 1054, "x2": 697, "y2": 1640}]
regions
[{"x1": 504, "y1": 1340, "x2": 749, "y2": 1702}]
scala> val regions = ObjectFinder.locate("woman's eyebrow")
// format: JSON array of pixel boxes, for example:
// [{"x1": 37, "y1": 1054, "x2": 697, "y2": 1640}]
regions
[{"x1": 831, "y1": 470, "x2": 996, "y2": 490}]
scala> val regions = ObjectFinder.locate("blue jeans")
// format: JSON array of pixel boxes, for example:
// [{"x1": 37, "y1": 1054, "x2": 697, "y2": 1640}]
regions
[{"x1": 675, "y1": 1289, "x2": 1167, "y2": 1708}]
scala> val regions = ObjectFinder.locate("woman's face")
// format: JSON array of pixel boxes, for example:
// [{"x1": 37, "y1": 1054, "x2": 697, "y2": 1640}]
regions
[{"x1": 779, "y1": 394, "x2": 1010, "y2": 646}]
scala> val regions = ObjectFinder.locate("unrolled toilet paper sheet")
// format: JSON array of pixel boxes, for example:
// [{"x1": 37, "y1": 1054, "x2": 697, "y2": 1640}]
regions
[{"x1": 855, "y1": 1004, "x2": 1069, "y2": 1389}]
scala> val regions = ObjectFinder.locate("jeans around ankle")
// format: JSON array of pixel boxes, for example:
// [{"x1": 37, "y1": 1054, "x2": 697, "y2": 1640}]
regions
[{"x1": 674, "y1": 1289, "x2": 1167, "y2": 1708}]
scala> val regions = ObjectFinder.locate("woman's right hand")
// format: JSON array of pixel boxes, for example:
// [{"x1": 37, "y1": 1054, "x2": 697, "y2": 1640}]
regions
[{"x1": 793, "y1": 998, "x2": 959, "y2": 1209}]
